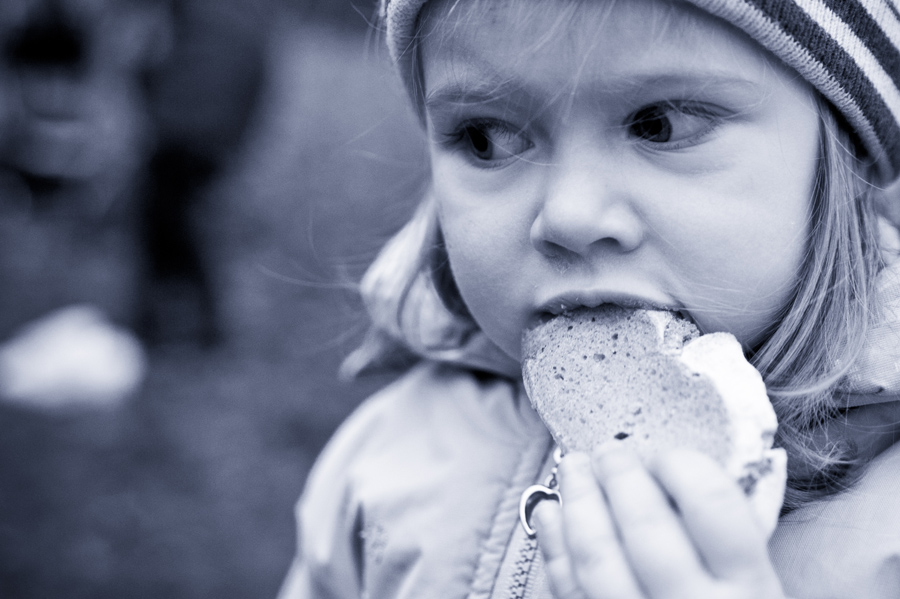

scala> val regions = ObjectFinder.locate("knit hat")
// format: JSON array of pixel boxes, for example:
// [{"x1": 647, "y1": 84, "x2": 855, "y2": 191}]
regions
[{"x1": 381, "y1": 0, "x2": 900, "y2": 183}]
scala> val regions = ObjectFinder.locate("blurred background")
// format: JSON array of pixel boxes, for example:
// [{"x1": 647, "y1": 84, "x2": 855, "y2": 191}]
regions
[{"x1": 0, "y1": 0, "x2": 428, "y2": 596}]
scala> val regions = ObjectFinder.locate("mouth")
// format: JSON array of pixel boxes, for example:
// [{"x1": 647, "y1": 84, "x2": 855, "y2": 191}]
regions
[{"x1": 534, "y1": 292, "x2": 694, "y2": 326}]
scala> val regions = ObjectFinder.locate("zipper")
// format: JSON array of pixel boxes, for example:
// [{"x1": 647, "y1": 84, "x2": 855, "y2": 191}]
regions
[
  {"x1": 507, "y1": 535, "x2": 539, "y2": 599},
  {"x1": 508, "y1": 446, "x2": 563, "y2": 599}
]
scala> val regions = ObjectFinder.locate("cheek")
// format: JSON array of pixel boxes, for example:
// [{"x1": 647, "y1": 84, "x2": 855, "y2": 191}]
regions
[
  {"x1": 433, "y1": 158, "x2": 537, "y2": 294},
  {"x1": 678, "y1": 178, "x2": 811, "y2": 344},
  {"x1": 441, "y1": 220, "x2": 501, "y2": 298},
  {"x1": 439, "y1": 213, "x2": 523, "y2": 355},
  {"x1": 436, "y1": 191, "x2": 512, "y2": 300},
  {"x1": 434, "y1": 178, "x2": 539, "y2": 357},
  {"x1": 656, "y1": 134, "x2": 814, "y2": 344},
  {"x1": 729, "y1": 134, "x2": 814, "y2": 294}
]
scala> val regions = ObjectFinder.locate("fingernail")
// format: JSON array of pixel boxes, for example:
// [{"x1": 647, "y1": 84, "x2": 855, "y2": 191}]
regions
[
  {"x1": 561, "y1": 450, "x2": 591, "y2": 470},
  {"x1": 558, "y1": 451, "x2": 591, "y2": 481},
  {"x1": 592, "y1": 441, "x2": 639, "y2": 476}
]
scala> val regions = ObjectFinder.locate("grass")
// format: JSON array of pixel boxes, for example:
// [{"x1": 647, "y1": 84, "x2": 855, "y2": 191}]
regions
[{"x1": 0, "y1": 20, "x2": 427, "y2": 598}]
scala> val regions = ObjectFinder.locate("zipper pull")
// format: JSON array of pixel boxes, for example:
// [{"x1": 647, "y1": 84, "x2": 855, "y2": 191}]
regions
[{"x1": 519, "y1": 446, "x2": 563, "y2": 537}]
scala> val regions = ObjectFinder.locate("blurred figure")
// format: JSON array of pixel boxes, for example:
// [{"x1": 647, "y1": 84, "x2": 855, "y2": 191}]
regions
[
  {"x1": 0, "y1": 0, "x2": 170, "y2": 408},
  {"x1": 0, "y1": 0, "x2": 276, "y2": 407},
  {"x1": 138, "y1": 0, "x2": 274, "y2": 346}
]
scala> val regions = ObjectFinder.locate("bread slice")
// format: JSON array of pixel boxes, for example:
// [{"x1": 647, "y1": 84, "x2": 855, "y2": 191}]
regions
[{"x1": 521, "y1": 306, "x2": 786, "y2": 535}]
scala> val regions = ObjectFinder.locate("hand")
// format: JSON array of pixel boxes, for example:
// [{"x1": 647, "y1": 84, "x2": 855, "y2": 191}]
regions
[{"x1": 531, "y1": 444, "x2": 785, "y2": 599}]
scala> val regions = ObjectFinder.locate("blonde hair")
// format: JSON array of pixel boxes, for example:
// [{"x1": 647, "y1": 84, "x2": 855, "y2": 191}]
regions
[
  {"x1": 753, "y1": 104, "x2": 884, "y2": 510},
  {"x1": 355, "y1": 0, "x2": 887, "y2": 510}
]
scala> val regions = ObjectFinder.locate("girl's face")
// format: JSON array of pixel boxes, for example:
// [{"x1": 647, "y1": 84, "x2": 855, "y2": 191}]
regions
[{"x1": 420, "y1": 0, "x2": 820, "y2": 361}]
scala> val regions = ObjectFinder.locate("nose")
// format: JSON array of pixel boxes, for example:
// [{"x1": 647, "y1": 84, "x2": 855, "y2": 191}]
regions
[{"x1": 530, "y1": 147, "x2": 644, "y2": 259}]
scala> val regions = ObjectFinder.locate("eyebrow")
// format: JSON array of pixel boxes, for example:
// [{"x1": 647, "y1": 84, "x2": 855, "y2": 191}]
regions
[
  {"x1": 423, "y1": 64, "x2": 764, "y2": 111},
  {"x1": 424, "y1": 76, "x2": 529, "y2": 109}
]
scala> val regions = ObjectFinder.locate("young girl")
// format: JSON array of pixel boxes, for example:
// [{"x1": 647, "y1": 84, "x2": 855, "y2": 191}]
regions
[{"x1": 279, "y1": 0, "x2": 900, "y2": 597}]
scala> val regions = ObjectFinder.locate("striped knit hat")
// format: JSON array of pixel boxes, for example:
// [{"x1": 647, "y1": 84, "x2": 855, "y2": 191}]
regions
[{"x1": 381, "y1": 0, "x2": 900, "y2": 183}]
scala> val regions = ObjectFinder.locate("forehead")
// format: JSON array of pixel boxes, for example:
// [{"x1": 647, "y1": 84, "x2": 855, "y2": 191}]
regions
[{"x1": 419, "y1": 0, "x2": 789, "y2": 103}]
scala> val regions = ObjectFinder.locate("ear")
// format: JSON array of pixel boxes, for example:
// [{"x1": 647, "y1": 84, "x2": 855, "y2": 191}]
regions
[{"x1": 878, "y1": 176, "x2": 900, "y2": 230}]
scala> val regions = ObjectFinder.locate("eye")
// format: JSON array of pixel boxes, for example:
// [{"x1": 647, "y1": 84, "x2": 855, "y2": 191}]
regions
[
  {"x1": 455, "y1": 120, "x2": 532, "y2": 164},
  {"x1": 628, "y1": 103, "x2": 722, "y2": 146}
]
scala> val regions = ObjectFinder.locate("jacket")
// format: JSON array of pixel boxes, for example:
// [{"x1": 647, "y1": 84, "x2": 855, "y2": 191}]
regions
[
  {"x1": 279, "y1": 222, "x2": 900, "y2": 598},
  {"x1": 277, "y1": 361, "x2": 900, "y2": 599}
]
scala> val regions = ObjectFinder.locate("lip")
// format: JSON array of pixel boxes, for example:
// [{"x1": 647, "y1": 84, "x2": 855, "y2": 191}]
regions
[{"x1": 533, "y1": 290, "x2": 688, "y2": 324}]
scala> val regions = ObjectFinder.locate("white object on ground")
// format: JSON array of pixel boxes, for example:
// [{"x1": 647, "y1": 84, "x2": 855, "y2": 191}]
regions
[{"x1": 0, "y1": 305, "x2": 146, "y2": 410}]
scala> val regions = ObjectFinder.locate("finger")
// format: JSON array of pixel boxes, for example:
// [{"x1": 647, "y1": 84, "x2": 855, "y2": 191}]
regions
[
  {"x1": 652, "y1": 449, "x2": 772, "y2": 580},
  {"x1": 591, "y1": 443, "x2": 706, "y2": 596},
  {"x1": 532, "y1": 499, "x2": 588, "y2": 599},
  {"x1": 558, "y1": 452, "x2": 644, "y2": 599}
]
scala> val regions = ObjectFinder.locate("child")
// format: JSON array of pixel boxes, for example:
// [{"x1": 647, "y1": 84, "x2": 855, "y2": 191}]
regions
[{"x1": 279, "y1": 0, "x2": 900, "y2": 597}]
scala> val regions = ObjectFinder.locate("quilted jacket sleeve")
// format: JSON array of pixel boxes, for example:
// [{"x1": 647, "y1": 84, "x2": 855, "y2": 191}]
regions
[
  {"x1": 276, "y1": 401, "x2": 372, "y2": 599},
  {"x1": 276, "y1": 362, "x2": 549, "y2": 599}
]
